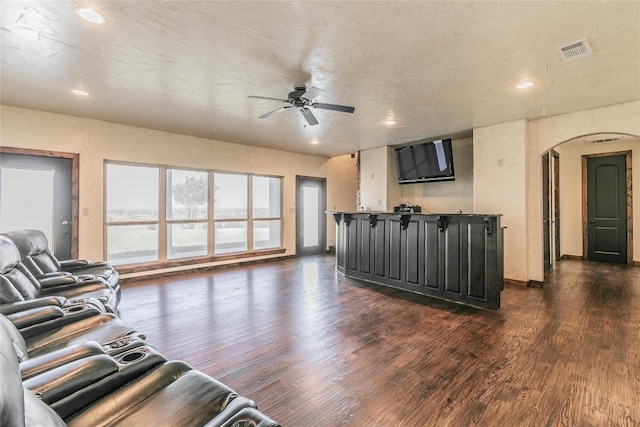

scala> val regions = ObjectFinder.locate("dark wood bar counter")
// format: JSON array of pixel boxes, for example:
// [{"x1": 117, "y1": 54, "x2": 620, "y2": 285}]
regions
[{"x1": 330, "y1": 211, "x2": 504, "y2": 310}]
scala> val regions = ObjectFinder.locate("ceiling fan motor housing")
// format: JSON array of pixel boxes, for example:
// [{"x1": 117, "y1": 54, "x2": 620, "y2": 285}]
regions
[{"x1": 288, "y1": 87, "x2": 309, "y2": 101}]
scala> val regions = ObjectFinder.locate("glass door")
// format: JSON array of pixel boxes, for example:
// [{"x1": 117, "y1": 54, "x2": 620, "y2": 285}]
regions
[{"x1": 296, "y1": 176, "x2": 326, "y2": 256}]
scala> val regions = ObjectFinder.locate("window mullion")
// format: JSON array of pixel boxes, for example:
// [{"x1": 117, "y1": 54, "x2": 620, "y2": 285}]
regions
[
  {"x1": 279, "y1": 177, "x2": 284, "y2": 249},
  {"x1": 158, "y1": 166, "x2": 168, "y2": 261},
  {"x1": 247, "y1": 175, "x2": 253, "y2": 251},
  {"x1": 208, "y1": 170, "x2": 215, "y2": 256}
]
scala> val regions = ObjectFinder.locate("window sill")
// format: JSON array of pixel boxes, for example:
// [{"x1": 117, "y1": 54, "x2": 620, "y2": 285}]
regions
[{"x1": 115, "y1": 247, "x2": 287, "y2": 275}]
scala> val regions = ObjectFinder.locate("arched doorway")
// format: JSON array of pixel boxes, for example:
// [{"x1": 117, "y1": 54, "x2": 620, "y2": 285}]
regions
[{"x1": 544, "y1": 132, "x2": 637, "y2": 266}]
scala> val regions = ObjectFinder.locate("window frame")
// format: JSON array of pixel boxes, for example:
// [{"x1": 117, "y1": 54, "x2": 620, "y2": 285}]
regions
[{"x1": 104, "y1": 161, "x2": 284, "y2": 268}]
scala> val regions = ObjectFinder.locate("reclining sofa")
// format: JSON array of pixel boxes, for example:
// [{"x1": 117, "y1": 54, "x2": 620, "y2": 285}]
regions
[
  {"x1": 2, "y1": 229, "x2": 121, "y2": 301},
  {"x1": 0, "y1": 235, "x2": 119, "y2": 314},
  {"x1": 0, "y1": 229, "x2": 280, "y2": 427}
]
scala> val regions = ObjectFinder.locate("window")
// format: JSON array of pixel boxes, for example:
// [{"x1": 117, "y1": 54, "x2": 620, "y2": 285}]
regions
[
  {"x1": 214, "y1": 173, "x2": 247, "y2": 254},
  {"x1": 252, "y1": 176, "x2": 281, "y2": 250},
  {"x1": 105, "y1": 164, "x2": 159, "y2": 264},
  {"x1": 105, "y1": 162, "x2": 282, "y2": 265}
]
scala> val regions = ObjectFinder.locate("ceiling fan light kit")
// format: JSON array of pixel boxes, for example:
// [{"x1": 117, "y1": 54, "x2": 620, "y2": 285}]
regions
[{"x1": 248, "y1": 86, "x2": 355, "y2": 126}]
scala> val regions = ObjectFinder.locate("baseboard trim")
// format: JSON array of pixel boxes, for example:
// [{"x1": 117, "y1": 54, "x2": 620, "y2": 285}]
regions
[
  {"x1": 504, "y1": 278, "x2": 544, "y2": 288},
  {"x1": 562, "y1": 254, "x2": 583, "y2": 260},
  {"x1": 504, "y1": 278, "x2": 527, "y2": 287}
]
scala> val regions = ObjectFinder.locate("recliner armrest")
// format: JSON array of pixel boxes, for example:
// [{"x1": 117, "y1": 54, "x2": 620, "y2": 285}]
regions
[
  {"x1": 41, "y1": 277, "x2": 110, "y2": 292},
  {"x1": 18, "y1": 304, "x2": 102, "y2": 339},
  {"x1": 20, "y1": 341, "x2": 106, "y2": 380},
  {"x1": 41, "y1": 271, "x2": 72, "y2": 279},
  {"x1": 60, "y1": 260, "x2": 113, "y2": 274},
  {"x1": 23, "y1": 354, "x2": 119, "y2": 404},
  {"x1": 0, "y1": 297, "x2": 66, "y2": 315},
  {"x1": 58, "y1": 259, "x2": 92, "y2": 269},
  {"x1": 6, "y1": 306, "x2": 64, "y2": 329},
  {"x1": 39, "y1": 275, "x2": 81, "y2": 288},
  {"x1": 53, "y1": 346, "x2": 168, "y2": 419}
]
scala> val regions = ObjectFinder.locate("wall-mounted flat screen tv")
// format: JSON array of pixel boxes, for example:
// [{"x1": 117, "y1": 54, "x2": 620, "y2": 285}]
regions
[{"x1": 395, "y1": 138, "x2": 455, "y2": 184}]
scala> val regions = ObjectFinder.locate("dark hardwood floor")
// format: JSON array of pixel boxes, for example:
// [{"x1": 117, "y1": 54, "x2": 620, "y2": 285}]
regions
[{"x1": 118, "y1": 256, "x2": 640, "y2": 426}]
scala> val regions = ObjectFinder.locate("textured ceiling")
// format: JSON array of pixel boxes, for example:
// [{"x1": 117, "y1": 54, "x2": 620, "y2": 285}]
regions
[{"x1": 1, "y1": 1, "x2": 639, "y2": 157}]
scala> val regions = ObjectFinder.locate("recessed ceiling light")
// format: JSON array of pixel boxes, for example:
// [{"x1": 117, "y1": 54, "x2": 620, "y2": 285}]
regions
[
  {"x1": 310, "y1": 139, "x2": 320, "y2": 145},
  {"x1": 71, "y1": 89, "x2": 90, "y2": 96},
  {"x1": 76, "y1": 8, "x2": 105, "y2": 24},
  {"x1": 385, "y1": 119, "x2": 398, "y2": 126},
  {"x1": 516, "y1": 81, "x2": 535, "y2": 90}
]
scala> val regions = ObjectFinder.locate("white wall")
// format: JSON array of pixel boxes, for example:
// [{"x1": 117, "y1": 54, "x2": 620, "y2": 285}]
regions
[
  {"x1": 0, "y1": 105, "x2": 357, "y2": 272},
  {"x1": 359, "y1": 146, "x2": 389, "y2": 211},
  {"x1": 325, "y1": 154, "x2": 358, "y2": 243},
  {"x1": 554, "y1": 138, "x2": 640, "y2": 260},
  {"x1": 474, "y1": 120, "x2": 529, "y2": 282}
]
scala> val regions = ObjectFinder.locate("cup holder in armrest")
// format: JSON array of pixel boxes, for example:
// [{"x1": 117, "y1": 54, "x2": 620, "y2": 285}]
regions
[
  {"x1": 102, "y1": 335, "x2": 146, "y2": 355},
  {"x1": 107, "y1": 337, "x2": 133, "y2": 349},
  {"x1": 64, "y1": 305, "x2": 88, "y2": 313},
  {"x1": 117, "y1": 348, "x2": 148, "y2": 365}
]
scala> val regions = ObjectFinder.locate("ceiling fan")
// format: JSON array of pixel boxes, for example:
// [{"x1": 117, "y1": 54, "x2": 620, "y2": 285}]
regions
[{"x1": 248, "y1": 86, "x2": 355, "y2": 126}]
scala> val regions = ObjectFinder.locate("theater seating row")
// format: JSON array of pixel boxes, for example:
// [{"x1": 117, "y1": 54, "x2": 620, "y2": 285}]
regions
[{"x1": 0, "y1": 229, "x2": 279, "y2": 427}]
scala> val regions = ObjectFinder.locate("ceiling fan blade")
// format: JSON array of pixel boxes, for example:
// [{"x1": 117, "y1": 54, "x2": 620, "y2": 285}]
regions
[
  {"x1": 248, "y1": 95, "x2": 288, "y2": 102},
  {"x1": 300, "y1": 108, "x2": 319, "y2": 126},
  {"x1": 301, "y1": 86, "x2": 324, "y2": 100},
  {"x1": 258, "y1": 105, "x2": 293, "y2": 119},
  {"x1": 313, "y1": 102, "x2": 355, "y2": 113}
]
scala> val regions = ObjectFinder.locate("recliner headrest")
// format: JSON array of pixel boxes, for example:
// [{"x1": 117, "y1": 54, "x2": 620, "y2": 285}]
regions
[
  {"x1": 0, "y1": 236, "x2": 21, "y2": 273},
  {"x1": 2, "y1": 229, "x2": 49, "y2": 258}
]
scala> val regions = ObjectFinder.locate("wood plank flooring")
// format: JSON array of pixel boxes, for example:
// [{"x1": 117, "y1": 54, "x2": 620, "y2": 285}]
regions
[{"x1": 118, "y1": 256, "x2": 640, "y2": 426}]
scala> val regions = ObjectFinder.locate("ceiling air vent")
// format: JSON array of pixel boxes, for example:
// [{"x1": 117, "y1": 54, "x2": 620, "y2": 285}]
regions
[
  {"x1": 585, "y1": 137, "x2": 622, "y2": 145},
  {"x1": 557, "y1": 39, "x2": 593, "y2": 62}
]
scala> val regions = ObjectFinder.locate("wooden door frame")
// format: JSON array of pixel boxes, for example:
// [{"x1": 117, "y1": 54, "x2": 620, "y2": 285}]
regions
[
  {"x1": 581, "y1": 150, "x2": 633, "y2": 264},
  {"x1": 542, "y1": 149, "x2": 561, "y2": 269},
  {"x1": 0, "y1": 147, "x2": 80, "y2": 258},
  {"x1": 542, "y1": 152, "x2": 551, "y2": 271},
  {"x1": 551, "y1": 150, "x2": 561, "y2": 262}
]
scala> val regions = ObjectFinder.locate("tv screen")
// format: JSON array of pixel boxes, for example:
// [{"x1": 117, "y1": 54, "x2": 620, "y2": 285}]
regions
[{"x1": 395, "y1": 138, "x2": 455, "y2": 184}]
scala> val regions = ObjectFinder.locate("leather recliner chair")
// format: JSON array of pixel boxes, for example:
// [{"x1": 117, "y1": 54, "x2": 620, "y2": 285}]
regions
[
  {"x1": 0, "y1": 314, "x2": 280, "y2": 426},
  {"x1": 1, "y1": 314, "x2": 165, "y2": 419},
  {"x1": 0, "y1": 236, "x2": 118, "y2": 314},
  {"x1": 2, "y1": 229, "x2": 121, "y2": 302},
  {"x1": 1, "y1": 304, "x2": 143, "y2": 358}
]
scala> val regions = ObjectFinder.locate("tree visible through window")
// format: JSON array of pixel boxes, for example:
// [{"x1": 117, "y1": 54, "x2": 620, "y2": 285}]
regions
[
  {"x1": 172, "y1": 176, "x2": 207, "y2": 220},
  {"x1": 167, "y1": 169, "x2": 208, "y2": 259},
  {"x1": 105, "y1": 162, "x2": 282, "y2": 265}
]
